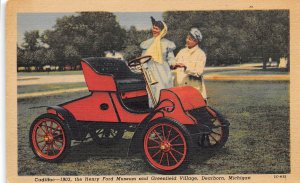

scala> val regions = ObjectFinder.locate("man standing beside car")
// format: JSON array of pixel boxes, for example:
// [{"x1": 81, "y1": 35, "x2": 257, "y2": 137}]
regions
[{"x1": 173, "y1": 27, "x2": 207, "y2": 101}]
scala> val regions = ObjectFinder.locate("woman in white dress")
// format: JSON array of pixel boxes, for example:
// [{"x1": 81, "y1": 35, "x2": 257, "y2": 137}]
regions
[{"x1": 140, "y1": 17, "x2": 176, "y2": 107}]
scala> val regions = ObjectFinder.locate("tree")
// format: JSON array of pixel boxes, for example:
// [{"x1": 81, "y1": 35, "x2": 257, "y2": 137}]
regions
[
  {"x1": 17, "y1": 46, "x2": 25, "y2": 68},
  {"x1": 19, "y1": 11, "x2": 289, "y2": 70},
  {"x1": 33, "y1": 49, "x2": 45, "y2": 71},
  {"x1": 22, "y1": 50, "x2": 34, "y2": 71},
  {"x1": 163, "y1": 10, "x2": 289, "y2": 66},
  {"x1": 63, "y1": 45, "x2": 81, "y2": 67},
  {"x1": 122, "y1": 26, "x2": 150, "y2": 60},
  {"x1": 44, "y1": 49, "x2": 55, "y2": 66},
  {"x1": 41, "y1": 12, "x2": 126, "y2": 67},
  {"x1": 18, "y1": 30, "x2": 41, "y2": 70},
  {"x1": 22, "y1": 30, "x2": 40, "y2": 51}
]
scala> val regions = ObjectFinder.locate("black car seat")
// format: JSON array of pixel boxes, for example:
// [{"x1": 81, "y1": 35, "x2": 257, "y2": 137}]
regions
[{"x1": 82, "y1": 57, "x2": 146, "y2": 92}]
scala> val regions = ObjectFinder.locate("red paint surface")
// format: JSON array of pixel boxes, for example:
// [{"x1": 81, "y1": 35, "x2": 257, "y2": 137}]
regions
[
  {"x1": 121, "y1": 90, "x2": 147, "y2": 99},
  {"x1": 206, "y1": 106, "x2": 217, "y2": 118},
  {"x1": 47, "y1": 109, "x2": 56, "y2": 115},
  {"x1": 47, "y1": 109, "x2": 65, "y2": 120},
  {"x1": 165, "y1": 86, "x2": 206, "y2": 110},
  {"x1": 62, "y1": 92, "x2": 119, "y2": 122},
  {"x1": 156, "y1": 90, "x2": 196, "y2": 125},
  {"x1": 81, "y1": 61, "x2": 117, "y2": 91}
]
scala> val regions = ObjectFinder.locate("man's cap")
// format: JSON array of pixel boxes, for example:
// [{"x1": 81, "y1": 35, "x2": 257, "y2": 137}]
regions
[{"x1": 189, "y1": 27, "x2": 203, "y2": 42}]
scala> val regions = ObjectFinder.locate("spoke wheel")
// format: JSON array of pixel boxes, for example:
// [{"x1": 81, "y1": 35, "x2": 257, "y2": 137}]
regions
[
  {"x1": 143, "y1": 118, "x2": 191, "y2": 173},
  {"x1": 30, "y1": 114, "x2": 71, "y2": 162},
  {"x1": 90, "y1": 127, "x2": 125, "y2": 146},
  {"x1": 199, "y1": 109, "x2": 229, "y2": 149}
]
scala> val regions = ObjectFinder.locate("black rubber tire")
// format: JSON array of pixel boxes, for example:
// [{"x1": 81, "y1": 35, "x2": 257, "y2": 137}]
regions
[
  {"x1": 198, "y1": 107, "x2": 229, "y2": 149},
  {"x1": 142, "y1": 117, "x2": 192, "y2": 174},
  {"x1": 29, "y1": 113, "x2": 71, "y2": 162}
]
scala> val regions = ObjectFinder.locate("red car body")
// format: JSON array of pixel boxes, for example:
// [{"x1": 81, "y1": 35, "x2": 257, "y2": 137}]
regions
[{"x1": 30, "y1": 57, "x2": 229, "y2": 174}]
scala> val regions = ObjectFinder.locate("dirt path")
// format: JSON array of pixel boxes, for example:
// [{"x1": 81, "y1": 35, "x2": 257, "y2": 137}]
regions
[{"x1": 204, "y1": 75, "x2": 289, "y2": 81}]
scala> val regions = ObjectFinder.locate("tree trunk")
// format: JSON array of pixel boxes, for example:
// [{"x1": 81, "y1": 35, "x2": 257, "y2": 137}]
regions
[{"x1": 262, "y1": 59, "x2": 267, "y2": 70}]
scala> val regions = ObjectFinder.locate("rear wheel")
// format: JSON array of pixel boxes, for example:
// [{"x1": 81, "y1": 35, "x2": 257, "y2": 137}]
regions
[
  {"x1": 198, "y1": 108, "x2": 229, "y2": 149},
  {"x1": 29, "y1": 113, "x2": 71, "y2": 162},
  {"x1": 90, "y1": 127, "x2": 125, "y2": 146},
  {"x1": 143, "y1": 118, "x2": 191, "y2": 174}
]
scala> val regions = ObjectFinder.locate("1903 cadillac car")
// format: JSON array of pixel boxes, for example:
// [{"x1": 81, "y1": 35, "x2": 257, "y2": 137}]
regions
[{"x1": 29, "y1": 55, "x2": 230, "y2": 174}]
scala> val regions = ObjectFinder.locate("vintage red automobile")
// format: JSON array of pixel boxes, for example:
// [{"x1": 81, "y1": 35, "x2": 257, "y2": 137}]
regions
[{"x1": 29, "y1": 56, "x2": 229, "y2": 174}]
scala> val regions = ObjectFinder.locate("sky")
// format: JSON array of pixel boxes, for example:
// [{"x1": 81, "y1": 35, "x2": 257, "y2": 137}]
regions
[{"x1": 17, "y1": 12, "x2": 163, "y2": 45}]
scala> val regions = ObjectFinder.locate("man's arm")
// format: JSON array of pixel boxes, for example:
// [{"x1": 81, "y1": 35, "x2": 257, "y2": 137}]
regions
[
  {"x1": 185, "y1": 51, "x2": 206, "y2": 77},
  {"x1": 172, "y1": 50, "x2": 187, "y2": 70}
]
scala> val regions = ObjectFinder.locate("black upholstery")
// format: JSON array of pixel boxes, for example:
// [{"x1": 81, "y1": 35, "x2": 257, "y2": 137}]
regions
[{"x1": 82, "y1": 57, "x2": 146, "y2": 92}]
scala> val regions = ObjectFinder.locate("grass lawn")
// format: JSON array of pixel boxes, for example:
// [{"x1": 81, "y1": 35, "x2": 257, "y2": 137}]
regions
[
  {"x1": 203, "y1": 80, "x2": 289, "y2": 174},
  {"x1": 18, "y1": 70, "x2": 83, "y2": 76},
  {"x1": 17, "y1": 80, "x2": 289, "y2": 175},
  {"x1": 17, "y1": 82, "x2": 87, "y2": 94}
]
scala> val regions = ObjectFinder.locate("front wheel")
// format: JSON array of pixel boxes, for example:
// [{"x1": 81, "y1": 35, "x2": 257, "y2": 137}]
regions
[
  {"x1": 142, "y1": 118, "x2": 191, "y2": 174},
  {"x1": 29, "y1": 113, "x2": 71, "y2": 162},
  {"x1": 198, "y1": 108, "x2": 229, "y2": 149}
]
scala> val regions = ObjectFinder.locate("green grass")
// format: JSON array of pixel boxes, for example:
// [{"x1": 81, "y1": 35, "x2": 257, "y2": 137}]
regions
[
  {"x1": 203, "y1": 80, "x2": 289, "y2": 174},
  {"x1": 18, "y1": 82, "x2": 87, "y2": 94},
  {"x1": 18, "y1": 80, "x2": 289, "y2": 175},
  {"x1": 18, "y1": 70, "x2": 83, "y2": 76}
]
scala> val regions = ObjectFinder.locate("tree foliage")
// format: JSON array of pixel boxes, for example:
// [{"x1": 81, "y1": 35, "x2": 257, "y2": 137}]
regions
[
  {"x1": 22, "y1": 30, "x2": 40, "y2": 51},
  {"x1": 122, "y1": 26, "x2": 150, "y2": 60},
  {"x1": 17, "y1": 11, "x2": 289, "y2": 70},
  {"x1": 164, "y1": 10, "x2": 289, "y2": 66},
  {"x1": 40, "y1": 12, "x2": 126, "y2": 68}
]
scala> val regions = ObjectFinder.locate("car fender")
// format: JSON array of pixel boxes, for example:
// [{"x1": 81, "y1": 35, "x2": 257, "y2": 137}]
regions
[
  {"x1": 47, "y1": 106, "x2": 85, "y2": 141},
  {"x1": 127, "y1": 104, "x2": 194, "y2": 156}
]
